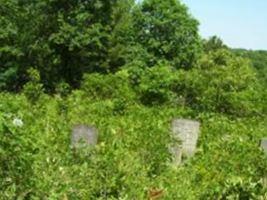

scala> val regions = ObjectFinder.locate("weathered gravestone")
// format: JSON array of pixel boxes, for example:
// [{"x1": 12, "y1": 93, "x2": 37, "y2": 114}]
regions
[
  {"x1": 171, "y1": 119, "x2": 200, "y2": 165},
  {"x1": 260, "y1": 138, "x2": 267, "y2": 187},
  {"x1": 71, "y1": 125, "x2": 98, "y2": 148},
  {"x1": 260, "y1": 138, "x2": 267, "y2": 155}
]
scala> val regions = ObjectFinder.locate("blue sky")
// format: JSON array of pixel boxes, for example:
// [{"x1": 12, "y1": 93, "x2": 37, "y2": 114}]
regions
[{"x1": 182, "y1": 0, "x2": 267, "y2": 50}]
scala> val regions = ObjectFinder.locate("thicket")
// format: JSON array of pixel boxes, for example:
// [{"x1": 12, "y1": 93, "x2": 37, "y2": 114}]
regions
[
  {"x1": 0, "y1": 0, "x2": 267, "y2": 199},
  {"x1": 233, "y1": 49, "x2": 267, "y2": 86}
]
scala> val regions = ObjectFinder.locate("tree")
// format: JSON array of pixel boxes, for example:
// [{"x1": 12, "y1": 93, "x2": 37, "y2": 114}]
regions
[
  {"x1": 132, "y1": 0, "x2": 201, "y2": 69},
  {"x1": 203, "y1": 36, "x2": 228, "y2": 53},
  {"x1": 181, "y1": 48, "x2": 264, "y2": 116},
  {"x1": 0, "y1": 0, "x2": 136, "y2": 91},
  {"x1": 233, "y1": 49, "x2": 267, "y2": 86},
  {"x1": 0, "y1": 0, "x2": 23, "y2": 90},
  {"x1": 42, "y1": 0, "x2": 135, "y2": 88}
]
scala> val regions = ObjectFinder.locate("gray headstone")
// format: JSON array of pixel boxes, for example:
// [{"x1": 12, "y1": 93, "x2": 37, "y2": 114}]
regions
[
  {"x1": 169, "y1": 145, "x2": 183, "y2": 166},
  {"x1": 171, "y1": 119, "x2": 200, "y2": 165},
  {"x1": 260, "y1": 138, "x2": 267, "y2": 155},
  {"x1": 260, "y1": 138, "x2": 267, "y2": 187},
  {"x1": 71, "y1": 125, "x2": 98, "y2": 148}
]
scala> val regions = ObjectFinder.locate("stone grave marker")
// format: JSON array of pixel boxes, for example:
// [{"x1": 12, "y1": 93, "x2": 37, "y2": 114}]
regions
[
  {"x1": 260, "y1": 138, "x2": 267, "y2": 155},
  {"x1": 71, "y1": 125, "x2": 98, "y2": 148},
  {"x1": 171, "y1": 119, "x2": 200, "y2": 165},
  {"x1": 260, "y1": 138, "x2": 267, "y2": 187}
]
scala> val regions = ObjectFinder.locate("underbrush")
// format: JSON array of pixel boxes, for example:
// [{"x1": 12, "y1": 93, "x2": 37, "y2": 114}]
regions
[
  {"x1": 0, "y1": 90, "x2": 266, "y2": 199},
  {"x1": 1, "y1": 49, "x2": 266, "y2": 199}
]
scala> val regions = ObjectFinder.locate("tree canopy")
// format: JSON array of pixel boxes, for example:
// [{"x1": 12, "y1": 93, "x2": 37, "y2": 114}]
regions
[{"x1": 0, "y1": 0, "x2": 201, "y2": 91}]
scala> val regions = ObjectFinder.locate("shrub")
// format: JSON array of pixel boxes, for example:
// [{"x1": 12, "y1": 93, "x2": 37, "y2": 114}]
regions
[
  {"x1": 22, "y1": 68, "x2": 44, "y2": 103},
  {"x1": 81, "y1": 70, "x2": 135, "y2": 101},
  {"x1": 0, "y1": 110, "x2": 34, "y2": 198},
  {"x1": 135, "y1": 65, "x2": 177, "y2": 105},
  {"x1": 175, "y1": 49, "x2": 264, "y2": 116}
]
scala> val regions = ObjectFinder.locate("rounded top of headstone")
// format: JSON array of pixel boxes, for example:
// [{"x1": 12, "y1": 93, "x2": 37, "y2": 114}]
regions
[{"x1": 172, "y1": 119, "x2": 200, "y2": 126}]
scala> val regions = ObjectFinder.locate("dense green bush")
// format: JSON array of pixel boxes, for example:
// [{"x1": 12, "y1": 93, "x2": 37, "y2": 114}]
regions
[
  {"x1": 22, "y1": 68, "x2": 44, "y2": 103},
  {"x1": 134, "y1": 65, "x2": 177, "y2": 105},
  {"x1": 81, "y1": 70, "x2": 135, "y2": 101},
  {"x1": 0, "y1": 111, "x2": 32, "y2": 198},
  {"x1": 174, "y1": 49, "x2": 264, "y2": 116},
  {"x1": 233, "y1": 49, "x2": 267, "y2": 86},
  {"x1": 0, "y1": 91, "x2": 266, "y2": 199}
]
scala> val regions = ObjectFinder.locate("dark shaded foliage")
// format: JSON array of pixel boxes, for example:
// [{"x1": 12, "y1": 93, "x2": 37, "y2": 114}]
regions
[{"x1": 0, "y1": 0, "x2": 201, "y2": 91}]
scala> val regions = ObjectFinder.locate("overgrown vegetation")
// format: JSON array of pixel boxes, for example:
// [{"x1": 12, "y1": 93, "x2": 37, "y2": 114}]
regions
[
  {"x1": 0, "y1": 0, "x2": 266, "y2": 199},
  {"x1": 233, "y1": 49, "x2": 267, "y2": 86}
]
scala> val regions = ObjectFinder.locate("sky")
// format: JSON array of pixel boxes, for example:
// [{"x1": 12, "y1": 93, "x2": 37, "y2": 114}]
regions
[{"x1": 182, "y1": 0, "x2": 267, "y2": 50}]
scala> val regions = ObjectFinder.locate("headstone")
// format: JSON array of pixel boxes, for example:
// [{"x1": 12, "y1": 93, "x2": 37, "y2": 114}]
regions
[
  {"x1": 169, "y1": 144, "x2": 183, "y2": 166},
  {"x1": 171, "y1": 119, "x2": 200, "y2": 165},
  {"x1": 71, "y1": 125, "x2": 98, "y2": 148},
  {"x1": 260, "y1": 138, "x2": 267, "y2": 187},
  {"x1": 260, "y1": 138, "x2": 267, "y2": 155}
]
